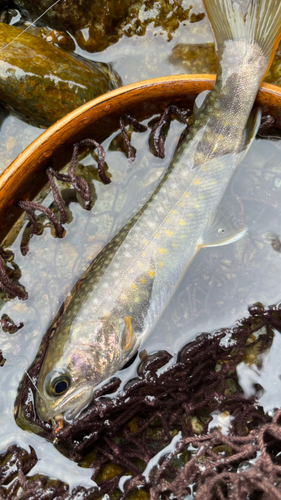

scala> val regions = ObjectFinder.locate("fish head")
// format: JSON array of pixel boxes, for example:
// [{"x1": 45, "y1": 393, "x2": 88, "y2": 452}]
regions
[
  {"x1": 35, "y1": 366, "x2": 95, "y2": 428},
  {"x1": 35, "y1": 315, "x2": 129, "y2": 427}
]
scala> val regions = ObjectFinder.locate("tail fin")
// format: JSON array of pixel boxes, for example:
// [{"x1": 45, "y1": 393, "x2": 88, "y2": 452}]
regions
[{"x1": 203, "y1": 0, "x2": 281, "y2": 67}]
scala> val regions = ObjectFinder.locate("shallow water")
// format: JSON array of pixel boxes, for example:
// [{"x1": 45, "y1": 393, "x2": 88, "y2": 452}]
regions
[
  {"x1": 1, "y1": 0, "x2": 281, "y2": 496},
  {"x1": 1, "y1": 0, "x2": 281, "y2": 172},
  {"x1": 0, "y1": 114, "x2": 188, "y2": 487},
  {"x1": 0, "y1": 109, "x2": 281, "y2": 490}
]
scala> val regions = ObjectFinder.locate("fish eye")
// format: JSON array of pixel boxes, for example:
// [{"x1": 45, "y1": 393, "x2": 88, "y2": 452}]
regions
[
  {"x1": 45, "y1": 371, "x2": 71, "y2": 397},
  {"x1": 53, "y1": 378, "x2": 69, "y2": 395}
]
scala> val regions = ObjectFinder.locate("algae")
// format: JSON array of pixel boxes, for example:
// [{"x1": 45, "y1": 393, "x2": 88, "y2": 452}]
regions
[
  {"x1": 15, "y1": 0, "x2": 198, "y2": 53},
  {"x1": 0, "y1": 23, "x2": 121, "y2": 127}
]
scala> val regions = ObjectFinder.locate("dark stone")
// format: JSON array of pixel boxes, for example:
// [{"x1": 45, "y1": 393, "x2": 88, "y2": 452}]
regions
[{"x1": 0, "y1": 23, "x2": 121, "y2": 127}]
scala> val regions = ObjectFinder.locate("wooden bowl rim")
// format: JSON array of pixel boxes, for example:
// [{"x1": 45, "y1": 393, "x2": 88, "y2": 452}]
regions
[
  {"x1": 3, "y1": 74, "x2": 281, "y2": 185},
  {"x1": 0, "y1": 73, "x2": 281, "y2": 241}
]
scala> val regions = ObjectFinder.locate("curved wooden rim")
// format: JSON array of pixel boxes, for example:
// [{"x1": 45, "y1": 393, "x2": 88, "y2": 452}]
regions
[
  {"x1": 1, "y1": 74, "x2": 216, "y2": 191},
  {"x1": 0, "y1": 74, "x2": 281, "y2": 240}
]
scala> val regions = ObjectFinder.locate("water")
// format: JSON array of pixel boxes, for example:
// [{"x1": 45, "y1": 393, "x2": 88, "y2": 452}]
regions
[
  {"x1": 0, "y1": 111, "x2": 281, "y2": 489},
  {"x1": 0, "y1": 0, "x2": 208, "y2": 173},
  {"x1": 1, "y1": 0, "x2": 281, "y2": 495},
  {"x1": 0, "y1": 115, "x2": 188, "y2": 487},
  {"x1": 1, "y1": 0, "x2": 281, "y2": 173}
]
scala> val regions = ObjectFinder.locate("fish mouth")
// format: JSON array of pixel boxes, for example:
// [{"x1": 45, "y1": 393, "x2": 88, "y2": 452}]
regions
[
  {"x1": 55, "y1": 384, "x2": 94, "y2": 423},
  {"x1": 37, "y1": 384, "x2": 94, "y2": 425}
]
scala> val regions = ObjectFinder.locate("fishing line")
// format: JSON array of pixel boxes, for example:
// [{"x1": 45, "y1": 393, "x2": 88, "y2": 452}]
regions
[
  {"x1": 24, "y1": 369, "x2": 44, "y2": 399},
  {"x1": 0, "y1": 0, "x2": 61, "y2": 53},
  {"x1": 14, "y1": 354, "x2": 44, "y2": 399}
]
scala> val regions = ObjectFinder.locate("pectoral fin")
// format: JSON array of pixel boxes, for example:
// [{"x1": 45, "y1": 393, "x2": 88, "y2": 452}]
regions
[
  {"x1": 243, "y1": 107, "x2": 262, "y2": 156},
  {"x1": 193, "y1": 90, "x2": 211, "y2": 121},
  {"x1": 199, "y1": 207, "x2": 248, "y2": 248},
  {"x1": 122, "y1": 316, "x2": 136, "y2": 351}
]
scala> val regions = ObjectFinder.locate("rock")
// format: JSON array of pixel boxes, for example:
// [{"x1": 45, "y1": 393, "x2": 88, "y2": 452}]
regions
[
  {"x1": 15, "y1": 0, "x2": 136, "y2": 52},
  {"x1": 170, "y1": 42, "x2": 219, "y2": 75},
  {"x1": 14, "y1": 0, "x2": 195, "y2": 53},
  {"x1": 0, "y1": 23, "x2": 121, "y2": 127}
]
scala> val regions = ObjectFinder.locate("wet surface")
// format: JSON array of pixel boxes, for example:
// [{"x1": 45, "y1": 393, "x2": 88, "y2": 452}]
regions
[
  {"x1": 1, "y1": 0, "x2": 281, "y2": 172},
  {"x1": 1, "y1": 0, "x2": 281, "y2": 498},
  {"x1": 0, "y1": 109, "x2": 280, "y2": 497}
]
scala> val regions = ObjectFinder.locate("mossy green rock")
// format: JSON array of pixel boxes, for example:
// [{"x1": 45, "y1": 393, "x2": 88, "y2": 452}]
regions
[
  {"x1": 0, "y1": 23, "x2": 121, "y2": 127},
  {"x1": 14, "y1": 0, "x2": 133, "y2": 32},
  {"x1": 14, "y1": 0, "x2": 194, "y2": 53},
  {"x1": 15, "y1": 0, "x2": 137, "y2": 52}
]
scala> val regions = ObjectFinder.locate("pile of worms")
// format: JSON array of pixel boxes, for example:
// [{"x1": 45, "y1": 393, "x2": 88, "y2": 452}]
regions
[{"x1": 0, "y1": 109, "x2": 280, "y2": 499}]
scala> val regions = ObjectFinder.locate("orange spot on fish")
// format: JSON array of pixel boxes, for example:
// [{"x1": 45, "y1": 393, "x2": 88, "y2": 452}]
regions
[
  {"x1": 54, "y1": 416, "x2": 64, "y2": 433},
  {"x1": 123, "y1": 316, "x2": 134, "y2": 350}
]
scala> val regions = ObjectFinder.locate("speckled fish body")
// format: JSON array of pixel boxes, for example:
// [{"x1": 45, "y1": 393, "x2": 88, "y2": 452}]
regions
[{"x1": 35, "y1": 0, "x2": 281, "y2": 424}]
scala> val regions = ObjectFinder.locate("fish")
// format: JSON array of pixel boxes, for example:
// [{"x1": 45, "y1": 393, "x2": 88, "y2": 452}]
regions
[
  {"x1": 34, "y1": 0, "x2": 281, "y2": 427},
  {"x1": 0, "y1": 23, "x2": 121, "y2": 127}
]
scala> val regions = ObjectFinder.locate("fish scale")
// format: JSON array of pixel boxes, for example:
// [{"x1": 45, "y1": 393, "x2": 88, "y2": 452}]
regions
[{"x1": 33, "y1": 0, "x2": 281, "y2": 425}]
